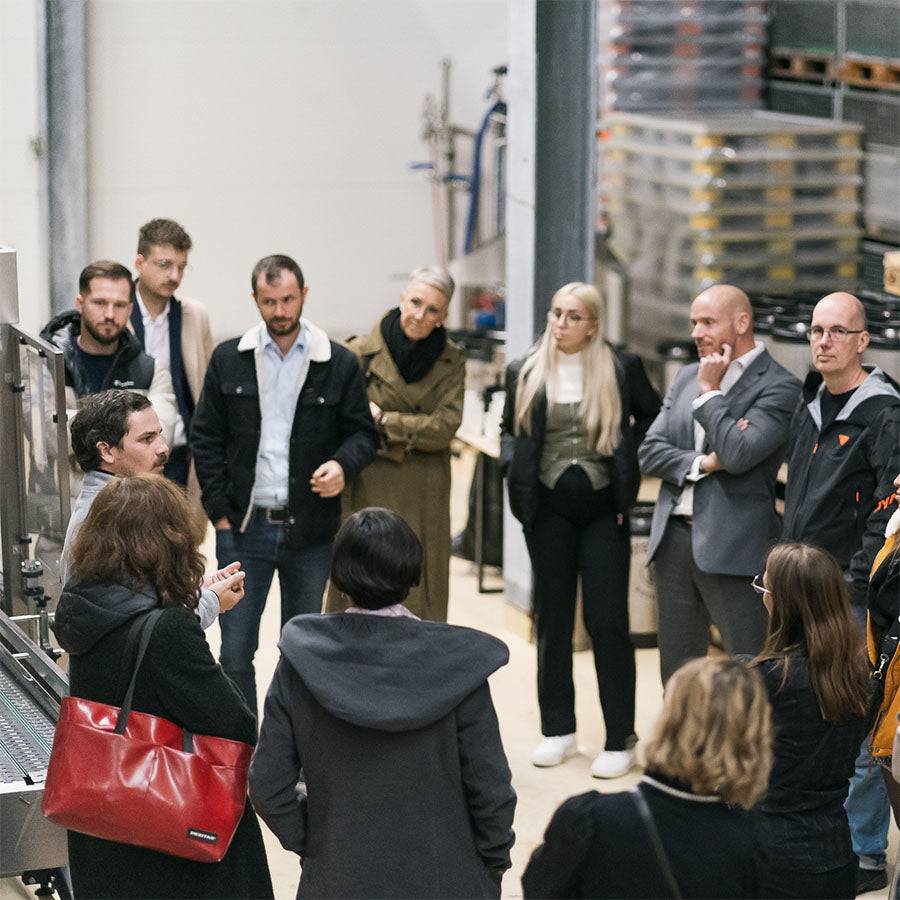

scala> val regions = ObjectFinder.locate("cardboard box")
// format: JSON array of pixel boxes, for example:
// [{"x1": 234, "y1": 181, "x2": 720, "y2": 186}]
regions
[{"x1": 885, "y1": 251, "x2": 900, "y2": 297}]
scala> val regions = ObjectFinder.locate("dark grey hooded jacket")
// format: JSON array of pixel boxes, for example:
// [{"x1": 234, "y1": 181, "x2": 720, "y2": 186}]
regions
[{"x1": 248, "y1": 613, "x2": 516, "y2": 899}]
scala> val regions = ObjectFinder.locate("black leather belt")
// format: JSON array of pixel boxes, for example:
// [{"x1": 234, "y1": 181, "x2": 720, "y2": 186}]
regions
[{"x1": 252, "y1": 506, "x2": 289, "y2": 525}]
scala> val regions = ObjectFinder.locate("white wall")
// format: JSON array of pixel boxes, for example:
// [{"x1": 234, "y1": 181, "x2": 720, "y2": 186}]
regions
[
  {"x1": 0, "y1": 0, "x2": 47, "y2": 335},
  {"x1": 82, "y1": 0, "x2": 507, "y2": 343}
]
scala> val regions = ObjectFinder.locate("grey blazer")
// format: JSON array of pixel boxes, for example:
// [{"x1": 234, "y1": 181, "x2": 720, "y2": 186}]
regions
[{"x1": 638, "y1": 350, "x2": 801, "y2": 576}]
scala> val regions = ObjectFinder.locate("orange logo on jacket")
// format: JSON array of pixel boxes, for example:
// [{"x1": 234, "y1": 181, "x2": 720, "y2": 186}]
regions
[{"x1": 838, "y1": 434, "x2": 850, "y2": 446}]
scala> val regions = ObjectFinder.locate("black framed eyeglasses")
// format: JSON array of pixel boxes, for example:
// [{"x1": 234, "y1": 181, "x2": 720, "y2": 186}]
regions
[{"x1": 806, "y1": 325, "x2": 864, "y2": 343}]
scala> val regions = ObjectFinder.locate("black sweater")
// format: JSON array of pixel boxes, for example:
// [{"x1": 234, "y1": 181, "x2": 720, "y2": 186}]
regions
[{"x1": 523, "y1": 773, "x2": 758, "y2": 898}]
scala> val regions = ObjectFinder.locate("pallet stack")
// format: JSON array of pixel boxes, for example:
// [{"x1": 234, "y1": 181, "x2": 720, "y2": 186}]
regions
[
  {"x1": 765, "y1": 0, "x2": 900, "y2": 242},
  {"x1": 598, "y1": 0, "x2": 769, "y2": 116},
  {"x1": 604, "y1": 110, "x2": 864, "y2": 354}
]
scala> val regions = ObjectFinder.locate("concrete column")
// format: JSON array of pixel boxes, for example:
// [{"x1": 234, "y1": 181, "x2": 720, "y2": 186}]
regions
[
  {"x1": 534, "y1": 0, "x2": 597, "y2": 321},
  {"x1": 503, "y1": 0, "x2": 597, "y2": 613}
]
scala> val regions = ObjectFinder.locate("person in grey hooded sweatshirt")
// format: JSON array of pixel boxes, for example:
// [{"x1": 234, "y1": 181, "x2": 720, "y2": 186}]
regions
[{"x1": 248, "y1": 507, "x2": 516, "y2": 899}]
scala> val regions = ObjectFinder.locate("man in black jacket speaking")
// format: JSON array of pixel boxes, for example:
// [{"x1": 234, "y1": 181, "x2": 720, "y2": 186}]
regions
[{"x1": 191, "y1": 254, "x2": 378, "y2": 716}]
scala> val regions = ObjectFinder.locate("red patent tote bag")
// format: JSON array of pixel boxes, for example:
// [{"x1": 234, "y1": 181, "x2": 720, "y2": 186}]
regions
[{"x1": 42, "y1": 610, "x2": 252, "y2": 863}]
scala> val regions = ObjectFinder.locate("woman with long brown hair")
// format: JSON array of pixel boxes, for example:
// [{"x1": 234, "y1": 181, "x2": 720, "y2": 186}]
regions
[
  {"x1": 751, "y1": 542, "x2": 870, "y2": 899},
  {"x1": 51, "y1": 474, "x2": 272, "y2": 899}
]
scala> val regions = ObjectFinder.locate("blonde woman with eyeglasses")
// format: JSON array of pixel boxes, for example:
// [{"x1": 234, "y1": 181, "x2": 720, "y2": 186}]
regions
[{"x1": 500, "y1": 282, "x2": 660, "y2": 778}]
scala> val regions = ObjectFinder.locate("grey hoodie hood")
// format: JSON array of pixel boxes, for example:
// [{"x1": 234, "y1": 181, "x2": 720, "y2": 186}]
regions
[
  {"x1": 53, "y1": 581, "x2": 159, "y2": 655},
  {"x1": 803, "y1": 365, "x2": 900, "y2": 430},
  {"x1": 278, "y1": 613, "x2": 509, "y2": 732}
]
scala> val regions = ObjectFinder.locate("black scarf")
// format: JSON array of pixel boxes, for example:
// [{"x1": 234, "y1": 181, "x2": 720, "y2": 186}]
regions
[{"x1": 381, "y1": 307, "x2": 446, "y2": 384}]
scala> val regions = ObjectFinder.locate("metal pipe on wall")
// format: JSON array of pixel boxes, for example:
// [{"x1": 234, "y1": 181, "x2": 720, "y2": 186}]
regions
[{"x1": 46, "y1": 0, "x2": 87, "y2": 315}]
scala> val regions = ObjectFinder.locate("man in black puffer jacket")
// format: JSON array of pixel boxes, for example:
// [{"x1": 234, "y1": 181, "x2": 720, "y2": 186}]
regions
[{"x1": 41, "y1": 260, "x2": 177, "y2": 448}]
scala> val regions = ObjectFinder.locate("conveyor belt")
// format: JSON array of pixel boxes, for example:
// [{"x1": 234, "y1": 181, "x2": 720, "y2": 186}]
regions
[{"x1": 0, "y1": 661, "x2": 56, "y2": 785}]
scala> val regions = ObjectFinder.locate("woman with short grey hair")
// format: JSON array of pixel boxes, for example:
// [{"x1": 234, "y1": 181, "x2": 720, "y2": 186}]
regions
[{"x1": 325, "y1": 265, "x2": 465, "y2": 621}]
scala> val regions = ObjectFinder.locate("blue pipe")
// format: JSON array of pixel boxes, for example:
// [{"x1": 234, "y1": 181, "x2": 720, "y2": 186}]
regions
[{"x1": 464, "y1": 99, "x2": 506, "y2": 255}]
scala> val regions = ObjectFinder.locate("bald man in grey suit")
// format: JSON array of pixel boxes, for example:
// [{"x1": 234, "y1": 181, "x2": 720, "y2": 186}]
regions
[{"x1": 639, "y1": 285, "x2": 802, "y2": 684}]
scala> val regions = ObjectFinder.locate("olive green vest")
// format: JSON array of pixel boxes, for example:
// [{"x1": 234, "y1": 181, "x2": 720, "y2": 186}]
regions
[{"x1": 539, "y1": 401, "x2": 611, "y2": 491}]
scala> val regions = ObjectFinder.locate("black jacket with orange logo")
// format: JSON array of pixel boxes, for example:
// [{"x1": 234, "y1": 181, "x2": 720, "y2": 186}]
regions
[{"x1": 783, "y1": 366, "x2": 900, "y2": 601}]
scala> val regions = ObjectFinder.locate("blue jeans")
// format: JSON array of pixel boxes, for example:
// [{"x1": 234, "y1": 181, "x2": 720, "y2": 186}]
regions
[
  {"x1": 845, "y1": 604, "x2": 889, "y2": 871},
  {"x1": 215, "y1": 518, "x2": 332, "y2": 719}
]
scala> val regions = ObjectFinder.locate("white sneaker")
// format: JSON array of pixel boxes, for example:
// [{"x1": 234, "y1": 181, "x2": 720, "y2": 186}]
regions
[
  {"x1": 531, "y1": 734, "x2": 577, "y2": 767},
  {"x1": 590, "y1": 747, "x2": 636, "y2": 779}
]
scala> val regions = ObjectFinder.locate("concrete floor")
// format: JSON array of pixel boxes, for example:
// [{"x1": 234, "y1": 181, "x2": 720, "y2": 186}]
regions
[{"x1": 2, "y1": 446, "x2": 894, "y2": 899}]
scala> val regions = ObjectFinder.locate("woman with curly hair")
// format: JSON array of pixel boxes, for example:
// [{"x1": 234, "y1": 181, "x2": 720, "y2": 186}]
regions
[
  {"x1": 751, "y1": 542, "x2": 871, "y2": 899},
  {"x1": 51, "y1": 474, "x2": 272, "y2": 899},
  {"x1": 522, "y1": 656, "x2": 772, "y2": 898}
]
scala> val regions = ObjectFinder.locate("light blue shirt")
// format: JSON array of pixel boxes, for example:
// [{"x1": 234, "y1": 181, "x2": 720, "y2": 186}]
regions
[{"x1": 253, "y1": 324, "x2": 310, "y2": 507}]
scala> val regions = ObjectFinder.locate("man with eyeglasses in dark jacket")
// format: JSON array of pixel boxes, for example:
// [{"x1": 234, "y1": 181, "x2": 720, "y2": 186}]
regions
[{"x1": 783, "y1": 290, "x2": 900, "y2": 896}]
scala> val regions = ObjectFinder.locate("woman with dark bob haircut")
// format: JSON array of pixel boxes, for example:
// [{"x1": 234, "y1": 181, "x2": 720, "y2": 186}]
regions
[
  {"x1": 523, "y1": 656, "x2": 771, "y2": 898},
  {"x1": 51, "y1": 474, "x2": 273, "y2": 900},
  {"x1": 249, "y1": 507, "x2": 517, "y2": 899},
  {"x1": 751, "y1": 542, "x2": 870, "y2": 899}
]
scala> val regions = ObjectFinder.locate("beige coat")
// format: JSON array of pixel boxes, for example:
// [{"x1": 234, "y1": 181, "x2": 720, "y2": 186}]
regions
[
  {"x1": 178, "y1": 295, "x2": 215, "y2": 411},
  {"x1": 129, "y1": 294, "x2": 213, "y2": 498},
  {"x1": 326, "y1": 316, "x2": 465, "y2": 621},
  {"x1": 178, "y1": 296, "x2": 214, "y2": 498}
]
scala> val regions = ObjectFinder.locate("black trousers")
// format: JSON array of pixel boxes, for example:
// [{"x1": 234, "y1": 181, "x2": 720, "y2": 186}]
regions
[
  {"x1": 757, "y1": 859, "x2": 858, "y2": 899},
  {"x1": 526, "y1": 466, "x2": 635, "y2": 749}
]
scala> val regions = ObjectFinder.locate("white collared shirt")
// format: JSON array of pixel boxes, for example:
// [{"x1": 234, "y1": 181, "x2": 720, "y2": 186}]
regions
[
  {"x1": 136, "y1": 289, "x2": 187, "y2": 448},
  {"x1": 673, "y1": 341, "x2": 765, "y2": 518}
]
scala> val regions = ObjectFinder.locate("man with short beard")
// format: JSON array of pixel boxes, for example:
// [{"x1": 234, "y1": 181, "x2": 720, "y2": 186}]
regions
[
  {"x1": 639, "y1": 284, "x2": 801, "y2": 685},
  {"x1": 41, "y1": 260, "x2": 177, "y2": 447},
  {"x1": 191, "y1": 253, "x2": 378, "y2": 716}
]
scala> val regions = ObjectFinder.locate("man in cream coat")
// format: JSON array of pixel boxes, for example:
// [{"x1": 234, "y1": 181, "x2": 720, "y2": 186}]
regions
[
  {"x1": 131, "y1": 218, "x2": 214, "y2": 487},
  {"x1": 638, "y1": 284, "x2": 801, "y2": 684}
]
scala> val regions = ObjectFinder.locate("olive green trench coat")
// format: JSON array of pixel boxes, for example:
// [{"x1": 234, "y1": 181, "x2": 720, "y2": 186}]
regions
[{"x1": 326, "y1": 315, "x2": 465, "y2": 621}]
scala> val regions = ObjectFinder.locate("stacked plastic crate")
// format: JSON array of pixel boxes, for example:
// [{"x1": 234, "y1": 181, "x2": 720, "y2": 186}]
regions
[
  {"x1": 766, "y1": 0, "x2": 900, "y2": 241},
  {"x1": 605, "y1": 110, "x2": 863, "y2": 354},
  {"x1": 598, "y1": 0, "x2": 768, "y2": 116}
]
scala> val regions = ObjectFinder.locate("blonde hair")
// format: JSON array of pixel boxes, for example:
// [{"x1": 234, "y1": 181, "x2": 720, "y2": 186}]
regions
[
  {"x1": 513, "y1": 282, "x2": 622, "y2": 456},
  {"x1": 644, "y1": 657, "x2": 773, "y2": 809}
]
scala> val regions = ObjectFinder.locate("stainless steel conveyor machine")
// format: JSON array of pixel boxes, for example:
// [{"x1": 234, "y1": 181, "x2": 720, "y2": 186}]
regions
[{"x1": 0, "y1": 246, "x2": 71, "y2": 896}]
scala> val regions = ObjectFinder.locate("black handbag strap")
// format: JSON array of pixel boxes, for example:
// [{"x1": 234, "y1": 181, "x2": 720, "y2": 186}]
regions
[
  {"x1": 630, "y1": 787, "x2": 682, "y2": 900},
  {"x1": 113, "y1": 610, "x2": 194, "y2": 753},
  {"x1": 114, "y1": 610, "x2": 162, "y2": 733}
]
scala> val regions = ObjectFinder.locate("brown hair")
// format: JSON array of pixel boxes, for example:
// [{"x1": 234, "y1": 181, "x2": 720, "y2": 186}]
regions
[
  {"x1": 644, "y1": 657, "x2": 772, "y2": 809},
  {"x1": 251, "y1": 254, "x2": 305, "y2": 295},
  {"x1": 78, "y1": 260, "x2": 133, "y2": 296},
  {"x1": 137, "y1": 218, "x2": 193, "y2": 256},
  {"x1": 70, "y1": 390, "x2": 152, "y2": 472},
  {"x1": 753, "y1": 542, "x2": 870, "y2": 722},
  {"x1": 70, "y1": 473, "x2": 207, "y2": 609}
]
